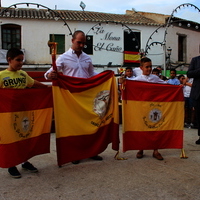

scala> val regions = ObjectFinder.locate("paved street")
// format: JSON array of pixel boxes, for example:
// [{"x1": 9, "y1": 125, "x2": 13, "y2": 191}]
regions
[{"x1": 1, "y1": 126, "x2": 200, "y2": 200}]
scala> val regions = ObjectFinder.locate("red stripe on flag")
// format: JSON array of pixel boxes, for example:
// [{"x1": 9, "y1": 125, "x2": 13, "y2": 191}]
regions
[
  {"x1": 123, "y1": 130, "x2": 183, "y2": 152},
  {"x1": 56, "y1": 121, "x2": 119, "y2": 166},
  {"x1": 124, "y1": 60, "x2": 140, "y2": 63},
  {"x1": 122, "y1": 80, "x2": 184, "y2": 102},
  {"x1": 0, "y1": 87, "x2": 53, "y2": 112},
  {"x1": 124, "y1": 51, "x2": 139, "y2": 54},
  {"x1": 53, "y1": 70, "x2": 114, "y2": 93},
  {"x1": 0, "y1": 133, "x2": 50, "y2": 168}
]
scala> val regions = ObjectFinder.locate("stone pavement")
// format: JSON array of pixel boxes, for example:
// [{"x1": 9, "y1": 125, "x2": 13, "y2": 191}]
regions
[{"x1": 1, "y1": 126, "x2": 200, "y2": 200}]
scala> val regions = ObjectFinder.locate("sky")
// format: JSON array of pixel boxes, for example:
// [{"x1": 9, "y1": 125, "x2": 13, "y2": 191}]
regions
[{"x1": 1, "y1": 0, "x2": 200, "y2": 23}]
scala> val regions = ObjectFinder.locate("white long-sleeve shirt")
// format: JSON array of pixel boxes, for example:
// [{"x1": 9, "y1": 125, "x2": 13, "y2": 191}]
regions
[
  {"x1": 45, "y1": 48, "x2": 97, "y2": 79},
  {"x1": 134, "y1": 74, "x2": 166, "y2": 84}
]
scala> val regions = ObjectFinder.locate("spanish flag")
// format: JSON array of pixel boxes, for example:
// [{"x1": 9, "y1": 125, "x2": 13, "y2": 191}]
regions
[
  {"x1": 122, "y1": 80, "x2": 184, "y2": 151},
  {"x1": 53, "y1": 70, "x2": 119, "y2": 166},
  {"x1": 124, "y1": 51, "x2": 140, "y2": 63},
  {"x1": 0, "y1": 88, "x2": 53, "y2": 168}
]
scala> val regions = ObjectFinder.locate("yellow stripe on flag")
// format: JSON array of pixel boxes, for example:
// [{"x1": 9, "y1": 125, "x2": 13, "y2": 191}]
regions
[
  {"x1": 53, "y1": 76, "x2": 119, "y2": 138},
  {"x1": 122, "y1": 100, "x2": 184, "y2": 132},
  {"x1": 124, "y1": 54, "x2": 140, "y2": 61},
  {"x1": 0, "y1": 108, "x2": 53, "y2": 144}
]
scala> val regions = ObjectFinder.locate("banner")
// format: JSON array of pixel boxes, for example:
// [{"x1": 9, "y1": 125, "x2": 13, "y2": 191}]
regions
[
  {"x1": 122, "y1": 80, "x2": 184, "y2": 151},
  {"x1": 0, "y1": 87, "x2": 53, "y2": 168},
  {"x1": 53, "y1": 70, "x2": 119, "y2": 166}
]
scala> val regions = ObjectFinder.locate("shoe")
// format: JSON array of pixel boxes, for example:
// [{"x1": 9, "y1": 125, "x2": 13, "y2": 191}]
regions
[
  {"x1": 72, "y1": 160, "x2": 80, "y2": 164},
  {"x1": 136, "y1": 150, "x2": 143, "y2": 159},
  {"x1": 22, "y1": 162, "x2": 38, "y2": 173},
  {"x1": 195, "y1": 139, "x2": 200, "y2": 144},
  {"x1": 153, "y1": 152, "x2": 163, "y2": 160},
  {"x1": 90, "y1": 155, "x2": 103, "y2": 160},
  {"x1": 8, "y1": 167, "x2": 21, "y2": 178}
]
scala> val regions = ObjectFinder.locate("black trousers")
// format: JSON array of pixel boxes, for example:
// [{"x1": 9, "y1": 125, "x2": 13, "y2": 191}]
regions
[{"x1": 193, "y1": 99, "x2": 200, "y2": 136}]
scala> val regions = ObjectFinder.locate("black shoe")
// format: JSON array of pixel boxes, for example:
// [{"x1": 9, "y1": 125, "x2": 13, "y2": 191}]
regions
[
  {"x1": 90, "y1": 155, "x2": 103, "y2": 160},
  {"x1": 8, "y1": 167, "x2": 21, "y2": 178},
  {"x1": 72, "y1": 160, "x2": 80, "y2": 164},
  {"x1": 196, "y1": 139, "x2": 200, "y2": 144},
  {"x1": 22, "y1": 162, "x2": 38, "y2": 173}
]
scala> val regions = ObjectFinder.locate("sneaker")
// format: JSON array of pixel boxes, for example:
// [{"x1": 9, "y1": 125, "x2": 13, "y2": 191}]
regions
[
  {"x1": 22, "y1": 162, "x2": 38, "y2": 173},
  {"x1": 8, "y1": 167, "x2": 21, "y2": 178}
]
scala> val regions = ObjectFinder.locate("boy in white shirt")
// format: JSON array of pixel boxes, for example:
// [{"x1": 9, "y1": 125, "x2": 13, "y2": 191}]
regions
[{"x1": 134, "y1": 57, "x2": 166, "y2": 160}]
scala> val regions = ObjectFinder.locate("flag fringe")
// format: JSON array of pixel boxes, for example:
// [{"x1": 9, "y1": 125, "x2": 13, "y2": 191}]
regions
[
  {"x1": 114, "y1": 151, "x2": 128, "y2": 160},
  {"x1": 180, "y1": 148, "x2": 188, "y2": 159}
]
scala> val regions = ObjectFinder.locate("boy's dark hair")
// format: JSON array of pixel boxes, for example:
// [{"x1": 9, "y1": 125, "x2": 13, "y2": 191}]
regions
[
  {"x1": 6, "y1": 48, "x2": 24, "y2": 61},
  {"x1": 170, "y1": 69, "x2": 177, "y2": 74},
  {"x1": 125, "y1": 67, "x2": 133, "y2": 71},
  {"x1": 140, "y1": 57, "x2": 151, "y2": 65},
  {"x1": 178, "y1": 74, "x2": 185, "y2": 80},
  {"x1": 72, "y1": 30, "x2": 85, "y2": 39},
  {"x1": 152, "y1": 68, "x2": 160, "y2": 73}
]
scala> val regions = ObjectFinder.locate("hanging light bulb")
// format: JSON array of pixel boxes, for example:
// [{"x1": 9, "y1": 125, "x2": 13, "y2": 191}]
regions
[
  {"x1": 46, "y1": 10, "x2": 50, "y2": 15},
  {"x1": 187, "y1": 23, "x2": 191, "y2": 27},
  {"x1": 6, "y1": 12, "x2": 10, "y2": 17},
  {"x1": 195, "y1": 25, "x2": 199, "y2": 29},
  {"x1": 178, "y1": 23, "x2": 182, "y2": 26}
]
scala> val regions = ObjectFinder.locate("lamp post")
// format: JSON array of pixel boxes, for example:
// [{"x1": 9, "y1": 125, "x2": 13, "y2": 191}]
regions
[{"x1": 167, "y1": 47, "x2": 172, "y2": 69}]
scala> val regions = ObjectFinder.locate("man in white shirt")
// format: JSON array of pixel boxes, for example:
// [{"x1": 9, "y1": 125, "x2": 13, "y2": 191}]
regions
[
  {"x1": 45, "y1": 30, "x2": 97, "y2": 79},
  {"x1": 45, "y1": 30, "x2": 101, "y2": 164}
]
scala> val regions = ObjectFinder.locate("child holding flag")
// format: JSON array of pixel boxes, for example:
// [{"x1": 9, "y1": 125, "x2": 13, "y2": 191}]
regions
[
  {"x1": 0, "y1": 48, "x2": 48, "y2": 178},
  {"x1": 134, "y1": 57, "x2": 166, "y2": 160}
]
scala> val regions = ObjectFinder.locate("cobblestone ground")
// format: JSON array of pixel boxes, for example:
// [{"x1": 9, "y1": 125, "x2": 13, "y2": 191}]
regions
[{"x1": 0, "y1": 127, "x2": 200, "y2": 200}]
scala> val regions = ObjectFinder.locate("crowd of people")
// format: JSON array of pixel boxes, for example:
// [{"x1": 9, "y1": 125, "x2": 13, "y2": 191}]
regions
[{"x1": 1, "y1": 30, "x2": 200, "y2": 179}]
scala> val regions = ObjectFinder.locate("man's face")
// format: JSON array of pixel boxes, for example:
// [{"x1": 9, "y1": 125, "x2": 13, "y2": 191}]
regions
[
  {"x1": 140, "y1": 61, "x2": 152, "y2": 75},
  {"x1": 71, "y1": 33, "x2": 86, "y2": 53}
]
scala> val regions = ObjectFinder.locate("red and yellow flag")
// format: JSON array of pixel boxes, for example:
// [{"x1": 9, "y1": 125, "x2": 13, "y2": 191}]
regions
[
  {"x1": 53, "y1": 70, "x2": 119, "y2": 166},
  {"x1": 122, "y1": 80, "x2": 184, "y2": 151},
  {"x1": 0, "y1": 88, "x2": 53, "y2": 168},
  {"x1": 124, "y1": 51, "x2": 140, "y2": 63}
]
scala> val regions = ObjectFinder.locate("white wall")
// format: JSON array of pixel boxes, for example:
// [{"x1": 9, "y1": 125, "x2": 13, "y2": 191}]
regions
[{"x1": 0, "y1": 17, "x2": 199, "y2": 71}]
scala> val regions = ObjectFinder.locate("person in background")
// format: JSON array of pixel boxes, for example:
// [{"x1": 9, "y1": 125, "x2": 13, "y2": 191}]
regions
[
  {"x1": 0, "y1": 48, "x2": 48, "y2": 178},
  {"x1": 132, "y1": 66, "x2": 142, "y2": 77},
  {"x1": 167, "y1": 69, "x2": 180, "y2": 85},
  {"x1": 44, "y1": 30, "x2": 102, "y2": 164},
  {"x1": 156, "y1": 66, "x2": 168, "y2": 81},
  {"x1": 152, "y1": 68, "x2": 160, "y2": 77},
  {"x1": 187, "y1": 55, "x2": 200, "y2": 144},
  {"x1": 178, "y1": 75, "x2": 194, "y2": 128}
]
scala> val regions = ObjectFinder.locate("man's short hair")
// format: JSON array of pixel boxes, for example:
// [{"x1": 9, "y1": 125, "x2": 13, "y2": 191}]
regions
[{"x1": 72, "y1": 30, "x2": 85, "y2": 39}]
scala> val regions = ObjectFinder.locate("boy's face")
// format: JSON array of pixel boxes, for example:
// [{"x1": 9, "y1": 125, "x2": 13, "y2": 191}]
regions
[
  {"x1": 170, "y1": 71, "x2": 176, "y2": 79},
  {"x1": 8, "y1": 55, "x2": 24, "y2": 71},
  {"x1": 152, "y1": 71, "x2": 159, "y2": 76},
  {"x1": 125, "y1": 69, "x2": 133, "y2": 78},
  {"x1": 179, "y1": 76, "x2": 185, "y2": 84},
  {"x1": 140, "y1": 61, "x2": 152, "y2": 75}
]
